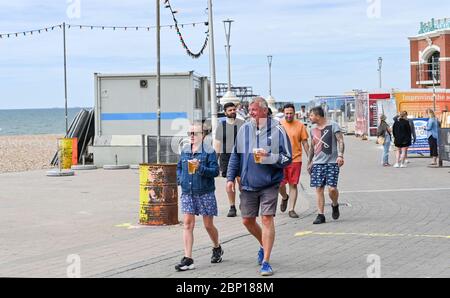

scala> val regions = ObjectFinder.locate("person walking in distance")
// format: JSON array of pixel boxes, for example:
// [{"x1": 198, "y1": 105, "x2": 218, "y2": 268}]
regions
[
  {"x1": 227, "y1": 97, "x2": 292, "y2": 276},
  {"x1": 403, "y1": 111, "x2": 416, "y2": 164},
  {"x1": 307, "y1": 106, "x2": 345, "y2": 225},
  {"x1": 377, "y1": 114, "x2": 392, "y2": 167},
  {"x1": 175, "y1": 123, "x2": 223, "y2": 271},
  {"x1": 392, "y1": 111, "x2": 412, "y2": 168},
  {"x1": 214, "y1": 102, "x2": 245, "y2": 217},
  {"x1": 299, "y1": 105, "x2": 308, "y2": 124},
  {"x1": 279, "y1": 104, "x2": 310, "y2": 218}
]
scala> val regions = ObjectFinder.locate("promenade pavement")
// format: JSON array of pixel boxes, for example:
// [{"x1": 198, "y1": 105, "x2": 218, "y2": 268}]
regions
[{"x1": 0, "y1": 136, "x2": 449, "y2": 278}]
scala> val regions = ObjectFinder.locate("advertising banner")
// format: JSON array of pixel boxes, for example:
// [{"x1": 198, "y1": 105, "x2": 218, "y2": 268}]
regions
[
  {"x1": 369, "y1": 99, "x2": 379, "y2": 137},
  {"x1": 408, "y1": 118, "x2": 430, "y2": 156},
  {"x1": 394, "y1": 91, "x2": 450, "y2": 117}
]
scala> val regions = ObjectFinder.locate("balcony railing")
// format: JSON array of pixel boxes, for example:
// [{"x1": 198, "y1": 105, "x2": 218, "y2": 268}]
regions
[{"x1": 416, "y1": 62, "x2": 441, "y2": 86}]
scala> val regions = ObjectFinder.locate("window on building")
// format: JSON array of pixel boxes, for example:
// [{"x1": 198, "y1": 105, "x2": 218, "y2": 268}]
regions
[{"x1": 428, "y1": 51, "x2": 440, "y2": 83}]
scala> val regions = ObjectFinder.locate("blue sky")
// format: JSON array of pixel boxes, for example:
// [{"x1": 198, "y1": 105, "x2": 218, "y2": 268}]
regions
[{"x1": 0, "y1": 0, "x2": 449, "y2": 109}]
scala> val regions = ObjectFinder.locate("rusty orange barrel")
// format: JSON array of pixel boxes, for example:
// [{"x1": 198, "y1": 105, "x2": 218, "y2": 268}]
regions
[{"x1": 139, "y1": 164, "x2": 179, "y2": 226}]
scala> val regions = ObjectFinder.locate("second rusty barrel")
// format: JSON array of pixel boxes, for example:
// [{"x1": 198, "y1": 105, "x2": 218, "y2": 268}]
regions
[{"x1": 139, "y1": 163, "x2": 179, "y2": 226}]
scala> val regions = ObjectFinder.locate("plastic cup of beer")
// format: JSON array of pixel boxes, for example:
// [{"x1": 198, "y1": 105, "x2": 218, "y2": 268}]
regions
[
  {"x1": 253, "y1": 148, "x2": 263, "y2": 164},
  {"x1": 188, "y1": 159, "x2": 198, "y2": 174}
]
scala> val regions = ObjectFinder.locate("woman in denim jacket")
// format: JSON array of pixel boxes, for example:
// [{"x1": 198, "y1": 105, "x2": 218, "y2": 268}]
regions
[{"x1": 174, "y1": 123, "x2": 223, "y2": 272}]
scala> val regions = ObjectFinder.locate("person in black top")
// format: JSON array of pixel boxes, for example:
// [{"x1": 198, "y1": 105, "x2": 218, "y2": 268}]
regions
[
  {"x1": 214, "y1": 102, "x2": 245, "y2": 217},
  {"x1": 403, "y1": 111, "x2": 416, "y2": 164},
  {"x1": 392, "y1": 111, "x2": 412, "y2": 168}
]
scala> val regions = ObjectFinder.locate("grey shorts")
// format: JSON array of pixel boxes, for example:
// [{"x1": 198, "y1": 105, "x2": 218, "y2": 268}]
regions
[{"x1": 240, "y1": 185, "x2": 279, "y2": 218}]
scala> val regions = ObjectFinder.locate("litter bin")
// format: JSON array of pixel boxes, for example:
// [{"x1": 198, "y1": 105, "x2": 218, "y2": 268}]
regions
[
  {"x1": 139, "y1": 164, "x2": 179, "y2": 226},
  {"x1": 58, "y1": 138, "x2": 78, "y2": 169}
]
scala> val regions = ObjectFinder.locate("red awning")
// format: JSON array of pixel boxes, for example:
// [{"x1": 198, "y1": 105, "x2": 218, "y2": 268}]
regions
[{"x1": 369, "y1": 93, "x2": 391, "y2": 100}]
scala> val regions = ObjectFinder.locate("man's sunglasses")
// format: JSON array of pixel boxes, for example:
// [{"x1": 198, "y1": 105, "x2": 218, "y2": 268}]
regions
[{"x1": 188, "y1": 132, "x2": 203, "y2": 136}]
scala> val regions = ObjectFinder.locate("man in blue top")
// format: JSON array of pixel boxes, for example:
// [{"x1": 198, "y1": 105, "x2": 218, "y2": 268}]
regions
[{"x1": 227, "y1": 97, "x2": 292, "y2": 276}]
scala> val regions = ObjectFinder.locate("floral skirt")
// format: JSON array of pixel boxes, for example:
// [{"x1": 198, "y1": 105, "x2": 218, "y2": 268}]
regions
[{"x1": 181, "y1": 192, "x2": 218, "y2": 216}]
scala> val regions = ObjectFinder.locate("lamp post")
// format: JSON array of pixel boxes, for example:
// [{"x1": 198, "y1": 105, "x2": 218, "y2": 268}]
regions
[
  {"x1": 266, "y1": 55, "x2": 276, "y2": 112},
  {"x1": 432, "y1": 56, "x2": 438, "y2": 112},
  {"x1": 63, "y1": 22, "x2": 68, "y2": 136},
  {"x1": 268, "y1": 55, "x2": 273, "y2": 96},
  {"x1": 377, "y1": 57, "x2": 383, "y2": 89},
  {"x1": 156, "y1": 0, "x2": 161, "y2": 164},
  {"x1": 220, "y1": 19, "x2": 239, "y2": 106},
  {"x1": 208, "y1": 0, "x2": 218, "y2": 137},
  {"x1": 224, "y1": 19, "x2": 233, "y2": 92}
]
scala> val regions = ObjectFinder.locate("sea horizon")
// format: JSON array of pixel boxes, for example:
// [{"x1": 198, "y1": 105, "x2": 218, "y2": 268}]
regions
[
  {"x1": 0, "y1": 107, "x2": 91, "y2": 136},
  {"x1": 0, "y1": 107, "x2": 91, "y2": 111}
]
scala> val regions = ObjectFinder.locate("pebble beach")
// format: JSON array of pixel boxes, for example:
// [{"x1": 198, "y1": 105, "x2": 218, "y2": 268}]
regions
[{"x1": 0, "y1": 135, "x2": 63, "y2": 174}]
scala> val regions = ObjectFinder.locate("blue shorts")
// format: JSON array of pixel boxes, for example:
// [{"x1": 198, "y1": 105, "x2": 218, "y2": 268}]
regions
[
  {"x1": 310, "y1": 164, "x2": 340, "y2": 188},
  {"x1": 181, "y1": 192, "x2": 218, "y2": 216}
]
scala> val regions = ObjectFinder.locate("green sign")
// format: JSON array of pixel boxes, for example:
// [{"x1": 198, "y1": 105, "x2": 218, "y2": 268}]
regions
[{"x1": 419, "y1": 18, "x2": 450, "y2": 34}]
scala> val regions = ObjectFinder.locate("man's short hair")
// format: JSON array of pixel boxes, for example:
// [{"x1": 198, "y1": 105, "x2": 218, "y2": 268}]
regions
[
  {"x1": 310, "y1": 106, "x2": 325, "y2": 118},
  {"x1": 223, "y1": 102, "x2": 236, "y2": 111},
  {"x1": 250, "y1": 97, "x2": 268, "y2": 109},
  {"x1": 283, "y1": 103, "x2": 295, "y2": 112}
]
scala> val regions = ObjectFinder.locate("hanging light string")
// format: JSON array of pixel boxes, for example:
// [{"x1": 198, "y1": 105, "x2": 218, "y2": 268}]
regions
[
  {"x1": 0, "y1": 21, "x2": 207, "y2": 39},
  {"x1": 66, "y1": 21, "x2": 206, "y2": 31},
  {"x1": 0, "y1": 24, "x2": 62, "y2": 38},
  {"x1": 163, "y1": 0, "x2": 209, "y2": 59}
]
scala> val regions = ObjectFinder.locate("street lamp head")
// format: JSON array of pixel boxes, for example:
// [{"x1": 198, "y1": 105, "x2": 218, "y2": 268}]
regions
[
  {"x1": 267, "y1": 55, "x2": 273, "y2": 65},
  {"x1": 378, "y1": 57, "x2": 383, "y2": 70},
  {"x1": 223, "y1": 19, "x2": 234, "y2": 41}
]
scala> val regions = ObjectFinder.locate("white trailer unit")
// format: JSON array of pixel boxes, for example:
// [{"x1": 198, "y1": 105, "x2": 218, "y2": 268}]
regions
[{"x1": 91, "y1": 72, "x2": 211, "y2": 166}]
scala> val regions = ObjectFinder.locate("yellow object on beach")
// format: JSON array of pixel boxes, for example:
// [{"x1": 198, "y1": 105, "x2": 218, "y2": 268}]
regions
[{"x1": 58, "y1": 138, "x2": 78, "y2": 170}]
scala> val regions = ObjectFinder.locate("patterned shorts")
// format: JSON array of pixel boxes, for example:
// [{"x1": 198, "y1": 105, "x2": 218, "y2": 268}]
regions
[
  {"x1": 181, "y1": 192, "x2": 218, "y2": 216},
  {"x1": 310, "y1": 164, "x2": 340, "y2": 188}
]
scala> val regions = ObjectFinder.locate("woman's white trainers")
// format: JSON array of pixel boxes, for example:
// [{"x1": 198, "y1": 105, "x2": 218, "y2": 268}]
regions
[{"x1": 393, "y1": 163, "x2": 400, "y2": 168}]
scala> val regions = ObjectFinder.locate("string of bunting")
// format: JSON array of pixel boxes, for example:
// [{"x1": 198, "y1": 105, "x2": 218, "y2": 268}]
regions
[
  {"x1": 164, "y1": 0, "x2": 209, "y2": 59},
  {"x1": 0, "y1": 21, "x2": 207, "y2": 39},
  {"x1": 0, "y1": 24, "x2": 62, "y2": 38}
]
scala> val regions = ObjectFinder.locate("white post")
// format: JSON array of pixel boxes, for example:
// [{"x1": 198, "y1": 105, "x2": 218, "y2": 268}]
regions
[
  {"x1": 208, "y1": 0, "x2": 218, "y2": 136},
  {"x1": 223, "y1": 19, "x2": 233, "y2": 92},
  {"x1": 268, "y1": 55, "x2": 273, "y2": 96},
  {"x1": 378, "y1": 57, "x2": 383, "y2": 89},
  {"x1": 63, "y1": 22, "x2": 68, "y2": 136},
  {"x1": 156, "y1": 0, "x2": 161, "y2": 164}
]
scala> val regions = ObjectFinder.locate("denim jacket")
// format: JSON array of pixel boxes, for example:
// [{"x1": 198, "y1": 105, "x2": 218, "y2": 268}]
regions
[
  {"x1": 426, "y1": 117, "x2": 439, "y2": 140},
  {"x1": 177, "y1": 143, "x2": 219, "y2": 195}
]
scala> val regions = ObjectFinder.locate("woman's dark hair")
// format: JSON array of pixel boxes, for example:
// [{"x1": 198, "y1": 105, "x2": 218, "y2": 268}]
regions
[{"x1": 310, "y1": 106, "x2": 325, "y2": 117}]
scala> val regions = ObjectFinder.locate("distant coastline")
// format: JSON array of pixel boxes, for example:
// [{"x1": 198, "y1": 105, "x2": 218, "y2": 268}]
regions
[{"x1": 0, "y1": 107, "x2": 91, "y2": 136}]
